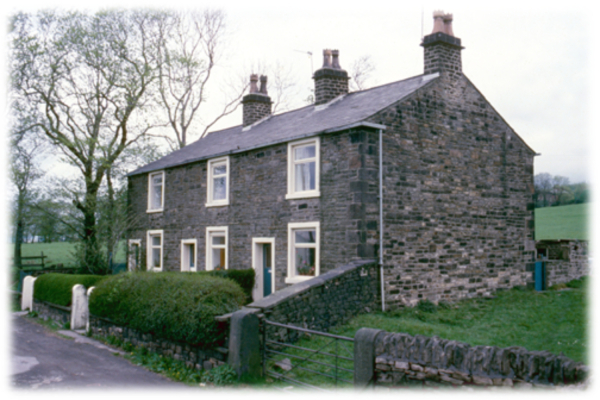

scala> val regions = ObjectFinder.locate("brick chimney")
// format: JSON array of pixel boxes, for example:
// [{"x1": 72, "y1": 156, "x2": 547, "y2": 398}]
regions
[
  {"x1": 421, "y1": 11, "x2": 464, "y2": 80},
  {"x1": 242, "y1": 74, "x2": 272, "y2": 126},
  {"x1": 313, "y1": 49, "x2": 349, "y2": 105}
]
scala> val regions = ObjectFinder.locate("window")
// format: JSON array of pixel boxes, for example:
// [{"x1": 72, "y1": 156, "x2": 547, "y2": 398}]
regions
[
  {"x1": 286, "y1": 138, "x2": 320, "y2": 199},
  {"x1": 128, "y1": 239, "x2": 141, "y2": 271},
  {"x1": 206, "y1": 227, "x2": 228, "y2": 271},
  {"x1": 286, "y1": 222, "x2": 320, "y2": 284},
  {"x1": 146, "y1": 230, "x2": 164, "y2": 271},
  {"x1": 147, "y1": 171, "x2": 165, "y2": 212},
  {"x1": 206, "y1": 156, "x2": 230, "y2": 207},
  {"x1": 181, "y1": 239, "x2": 197, "y2": 272}
]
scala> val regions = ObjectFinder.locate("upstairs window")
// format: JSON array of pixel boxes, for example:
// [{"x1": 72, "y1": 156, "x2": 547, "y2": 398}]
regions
[
  {"x1": 147, "y1": 171, "x2": 165, "y2": 212},
  {"x1": 286, "y1": 138, "x2": 320, "y2": 199},
  {"x1": 146, "y1": 230, "x2": 163, "y2": 271},
  {"x1": 286, "y1": 222, "x2": 320, "y2": 284},
  {"x1": 206, "y1": 156, "x2": 230, "y2": 207},
  {"x1": 206, "y1": 227, "x2": 228, "y2": 270}
]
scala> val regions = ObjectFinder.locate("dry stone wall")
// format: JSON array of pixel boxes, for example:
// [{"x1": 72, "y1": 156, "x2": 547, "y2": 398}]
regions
[{"x1": 372, "y1": 331, "x2": 588, "y2": 387}]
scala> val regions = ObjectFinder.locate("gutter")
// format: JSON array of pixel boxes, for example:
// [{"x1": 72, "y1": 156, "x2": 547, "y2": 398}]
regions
[{"x1": 379, "y1": 128, "x2": 386, "y2": 312}]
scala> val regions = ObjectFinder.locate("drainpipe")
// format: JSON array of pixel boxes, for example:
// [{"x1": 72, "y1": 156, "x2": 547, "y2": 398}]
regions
[{"x1": 379, "y1": 129, "x2": 385, "y2": 312}]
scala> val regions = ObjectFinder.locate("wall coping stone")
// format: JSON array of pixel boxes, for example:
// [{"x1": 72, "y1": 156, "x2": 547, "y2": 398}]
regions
[{"x1": 246, "y1": 259, "x2": 377, "y2": 310}]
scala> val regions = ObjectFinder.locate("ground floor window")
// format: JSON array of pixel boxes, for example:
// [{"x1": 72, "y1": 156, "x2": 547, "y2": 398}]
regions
[
  {"x1": 146, "y1": 230, "x2": 163, "y2": 271},
  {"x1": 181, "y1": 239, "x2": 197, "y2": 272},
  {"x1": 206, "y1": 227, "x2": 228, "y2": 271},
  {"x1": 286, "y1": 222, "x2": 320, "y2": 284}
]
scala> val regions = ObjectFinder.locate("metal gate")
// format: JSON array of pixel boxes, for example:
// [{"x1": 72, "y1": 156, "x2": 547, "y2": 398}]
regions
[{"x1": 262, "y1": 319, "x2": 354, "y2": 390}]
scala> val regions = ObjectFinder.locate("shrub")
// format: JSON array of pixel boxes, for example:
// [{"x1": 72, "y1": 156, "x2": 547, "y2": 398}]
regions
[
  {"x1": 89, "y1": 272, "x2": 246, "y2": 348},
  {"x1": 197, "y1": 269, "x2": 255, "y2": 303},
  {"x1": 33, "y1": 273, "x2": 107, "y2": 307}
]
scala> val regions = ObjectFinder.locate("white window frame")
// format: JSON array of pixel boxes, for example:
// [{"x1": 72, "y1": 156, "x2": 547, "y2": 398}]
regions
[
  {"x1": 286, "y1": 138, "x2": 321, "y2": 200},
  {"x1": 146, "y1": 230, "x2": 164, "y2": 272},
  {"x1": 206, "y1": 156, "x2": 230, "y2": 207},
  {"x1": 205, "y1": 226, "x2": 228, "y2": 271},
  {"x1": 147, "y1": 170, "x2": 165, "y2": 213},
  {"x1": 128, "y1": 239, "x2": 141, "y2": 271},
  {"x1": 286, "y1": 222, "x2": 320, "y2": 284},
  {"x1": 180, "y1": 238, "x2": 198, "y2": 272}
]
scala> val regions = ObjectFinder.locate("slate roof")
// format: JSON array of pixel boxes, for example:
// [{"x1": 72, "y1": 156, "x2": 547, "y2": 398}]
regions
[{"x1": 128, "y1": 73, "x2": 439, "y2": 176}]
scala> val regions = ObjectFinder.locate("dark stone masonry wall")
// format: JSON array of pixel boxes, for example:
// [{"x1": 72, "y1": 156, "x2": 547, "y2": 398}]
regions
[
  {"x1": 372, "y1": 331, "x2": 588, "y2": 387},
  {"x1": 128, "y1": 127, "x2": 379, "y2": 291},
  {"x1": 33, "y1": 299, "x2": 70, "y2": 326},
  {"x1": 313, "y1": 68, "x2": 349, "y2": 105},
  {"x1": 89, "y1": 316, "x2": 228, "y2": 372},
  {"x1": 539, "y1": 240, "x2": 589, "y2": 287},
  {"x1": 369, "y1": 74, "x2": 535, "y2": 308},
  {"x1": 247, "y1": 259, "x2": 379, "y2": 333}
]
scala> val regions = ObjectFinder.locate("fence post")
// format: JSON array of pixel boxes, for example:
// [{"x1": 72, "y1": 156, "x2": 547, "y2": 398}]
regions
[
  {"x1": 354, "y1": 327, "x2": 382, "y2": 388},
  {"x1": 228, "y1": 308, "x2": 261, "y2": 381},
  {"x1": 21, "y1": 276, "x2": 37, "y2": 311},
  {"x1": 70, "y1": 284, "x2": 89, "y2": 330}
]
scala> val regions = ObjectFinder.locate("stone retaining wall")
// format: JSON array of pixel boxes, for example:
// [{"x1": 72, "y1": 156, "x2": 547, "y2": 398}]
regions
[
  {"x1": 88, "y1": 316, "x2": 228, "y2": 372},
  {"x1": 33, "y1": 299, "x2": 71, "y2": 327},
  {"x1": 370, "y1": 331, "x2": 588, "y2": 387},
  {"x1": 246, "y1": 259, "x2": 379, "y2": 333}
]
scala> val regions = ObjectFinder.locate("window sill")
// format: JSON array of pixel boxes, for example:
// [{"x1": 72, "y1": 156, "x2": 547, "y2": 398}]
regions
[
  {"x1": 205, "y1": 201, "x2": 229, "y2": 208},
  {"x1": 146, "y1": 208, "x2": 164, "y2": 214},
  {"x1": 285, "y1": 275, "x2": 315, "y2": 284},
  {"x1": 285, "y1": 191, "x2": 321, "y2": 200}
]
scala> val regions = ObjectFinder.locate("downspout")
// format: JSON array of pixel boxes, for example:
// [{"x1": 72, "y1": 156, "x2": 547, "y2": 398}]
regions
[{"x1": 379, "y1": 129, "x2": 385, "y2": 312}]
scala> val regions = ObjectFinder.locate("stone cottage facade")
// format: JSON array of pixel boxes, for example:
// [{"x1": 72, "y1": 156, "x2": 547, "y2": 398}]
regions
[{"x1": 127, "y1": 12, "x2": 536, "y2": 308}]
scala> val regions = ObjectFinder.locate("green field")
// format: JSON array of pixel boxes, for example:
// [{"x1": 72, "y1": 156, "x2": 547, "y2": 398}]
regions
[
  {"x1": 13, "y1": 241, "x2": 126, "y2": 268},
  {"x1": 535, "y1": 203, "x2": 589, "y2": 241}
]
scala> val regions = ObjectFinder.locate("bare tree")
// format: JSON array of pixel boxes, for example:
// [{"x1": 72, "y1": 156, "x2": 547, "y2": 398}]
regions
[
  {"x1": 11, "y1": 10, "x2": 164, "y2": 273},
  {"x1": 155, "y1": 10, "x2": 246, "y2": 149},
  {"x1": 349, "y1": 55, "x2": 376, "y2": 92}
]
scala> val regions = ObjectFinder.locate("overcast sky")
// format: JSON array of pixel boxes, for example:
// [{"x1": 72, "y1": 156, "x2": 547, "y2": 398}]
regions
[{"x1": 4, "y1": 0, "x2": 596, "y2": 185}]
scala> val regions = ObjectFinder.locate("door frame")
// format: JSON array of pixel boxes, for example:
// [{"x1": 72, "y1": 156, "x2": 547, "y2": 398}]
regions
[{"x1": 251, "y1": 237, "x2": 275, "y2": 301}]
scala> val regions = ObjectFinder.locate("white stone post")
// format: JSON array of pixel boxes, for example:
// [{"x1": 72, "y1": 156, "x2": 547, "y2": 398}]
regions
[
  {"x1": 71, "y1": 284, "x2": 89, "y2": 330},
  {"x1": 85, "y1": 287, "x2": 95, "y2": 334},
  {"x1": 21, "y1": 276, "x2": 37, "y2": 311}
]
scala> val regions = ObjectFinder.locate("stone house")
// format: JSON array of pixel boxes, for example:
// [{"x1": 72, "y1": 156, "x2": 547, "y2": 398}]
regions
[{"x1": 127, "y1": 12, "x2": 536, "y2": 308}]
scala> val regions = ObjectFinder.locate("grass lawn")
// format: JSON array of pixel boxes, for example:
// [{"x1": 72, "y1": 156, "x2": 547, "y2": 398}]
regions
[
  {"x1": 267, "y1": 278, "x2": 588, "y2": 387},
  {"x1": 13, "y1": 241, "x2": 126, "y2": 268},
  {"x1": 535, "y1": 203, "x2": 589, "y2": 241}
]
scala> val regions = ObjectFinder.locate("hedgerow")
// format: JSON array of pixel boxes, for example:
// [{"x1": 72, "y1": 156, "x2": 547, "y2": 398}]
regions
[
  {"x1": 89, "y1": 272, "x2": 246, "y2": 348},
  {"x1": 33, "y1": 273, "x2": 107, "y2": 307},
  {"x1": 198, "y1": 269, "x2": 255, "y2": 303}
]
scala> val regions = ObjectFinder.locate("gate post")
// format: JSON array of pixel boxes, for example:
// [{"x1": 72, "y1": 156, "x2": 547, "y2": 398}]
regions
[
  {"x1": 354, "y1": 327, "x2": 382, "y2": 387},
  {"x1": 21, "y1": 276, "x2": 37, "y2": 311},
  {"x1": 71, "y1": 284, "x2": 89, "y2": 330},
  {"x1": 228, "y1": 308, "x2": 262, "y2": 381}
]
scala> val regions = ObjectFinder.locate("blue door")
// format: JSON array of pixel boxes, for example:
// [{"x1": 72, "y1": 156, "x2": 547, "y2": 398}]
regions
[
  {"x1": 535, "y1": 260, "x2": 546, "y2": 291},
  {"x1": 263, "y1": 243, "x2": 272, "y2": 297}
]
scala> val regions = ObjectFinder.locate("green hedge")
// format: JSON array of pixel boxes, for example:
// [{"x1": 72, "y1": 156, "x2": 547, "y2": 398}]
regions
[
  {"x1": 34, "y1": 273, "x2": 107, "y2": 307},
  {"x1": 198, "y1": 269, "x2": 255, "y2": 303},
  {"x1": 89, "y1": 272, "x2": 246, "y2": 348}
]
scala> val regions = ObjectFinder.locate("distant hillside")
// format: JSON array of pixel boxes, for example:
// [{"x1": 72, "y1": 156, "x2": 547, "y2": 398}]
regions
[{"x1": 534, "y1": 203, "x2": 589, "y2": 241}]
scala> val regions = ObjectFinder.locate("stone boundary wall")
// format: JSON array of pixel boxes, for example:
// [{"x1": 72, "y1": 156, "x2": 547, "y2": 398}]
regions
[
  {"x1": 89, "y1": 316, "x2": 228, "y2": 372},
  {"x1": 246, "y1": 259, "x2": 379, "y2": 332},
  {"x1": 362, "y1": 330, "x2": 588, "y2": 387},
  {"x1": 33, "y1": 299, "x2": 71, "y2": 327},
  {"x1": 546, "y1": 260, "x2": 588, "y2": 288}
]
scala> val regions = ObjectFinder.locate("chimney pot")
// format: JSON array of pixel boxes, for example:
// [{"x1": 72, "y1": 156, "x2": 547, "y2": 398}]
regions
[
  {"x1": 432, "y1": 10, "x2": 445, "y2": 34},
  {"x1": 249, "y1": 74, "x2": 259, "y2": 94},
  {"x1": 331, "y1": 49, "x2": 341, "y2": 69},
  {"x1": 443, "y1": 13, "x2": 454, "y2": 37},
  {"x1": 259, "y1": 75, "x2": 268, "y2": 95},
  {"x1": 322, "y1": 49, "x2": 332, "y2": 68}
]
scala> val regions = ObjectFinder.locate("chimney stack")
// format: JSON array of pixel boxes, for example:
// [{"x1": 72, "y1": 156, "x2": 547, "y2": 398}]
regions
[
  {"x1": 313, "y1": 49, "x2": 349, "y2": 105},
  {"x1": 421, "y1": 11, "x2": 463, "y2": 80},
  {"x1": 242, "y1": 74, "x2": 272, "y2": 126}
]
